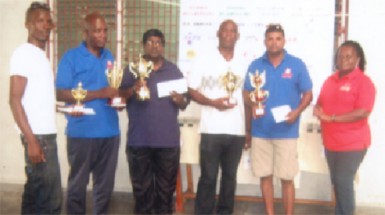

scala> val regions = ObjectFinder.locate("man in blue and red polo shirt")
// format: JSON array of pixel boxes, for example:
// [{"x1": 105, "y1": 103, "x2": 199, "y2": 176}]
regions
[{"x1": 243, "y1": 23, "x2": 313, "y2": 215}]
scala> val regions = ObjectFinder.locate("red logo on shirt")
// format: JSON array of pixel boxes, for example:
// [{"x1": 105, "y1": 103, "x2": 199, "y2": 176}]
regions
[{"x1": 282, "y1": 68, "x2": 292, "y2": 79}]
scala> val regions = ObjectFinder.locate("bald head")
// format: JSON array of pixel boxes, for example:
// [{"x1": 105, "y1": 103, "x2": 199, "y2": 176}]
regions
[
  {"x1": 217, "y1": 19, "x2": 239, "y2": 50},
  {"x1": 83, "y1": 12, "x2": 108, "y2": 52},
  {"x1": 218, "y1": 19, "x2": 238, "y2": 33},
  {"x1": 83, "y1": 12, "x2": 105, "y2": 32}
]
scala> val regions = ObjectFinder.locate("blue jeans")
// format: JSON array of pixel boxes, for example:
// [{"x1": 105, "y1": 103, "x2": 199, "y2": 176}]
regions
[
  {"x1": 21, "y1": 134, "x2": 62, "y2": 215},
  {"x1": 326, "y1": 149, "x2": 367, "y2": 215},
  {"x1": 195, "y1": 134, "x2": 245, "y2": 215}
]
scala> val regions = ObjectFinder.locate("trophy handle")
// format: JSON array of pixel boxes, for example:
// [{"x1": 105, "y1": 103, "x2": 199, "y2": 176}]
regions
[{"x1": 128, "y1": 63, "x2": 139, "y2": 79}]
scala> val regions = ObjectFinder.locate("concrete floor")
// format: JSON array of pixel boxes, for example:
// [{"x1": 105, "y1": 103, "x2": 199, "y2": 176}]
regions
[{"x1": 1, "y1": 183, "x2": 384, "y2": 215}]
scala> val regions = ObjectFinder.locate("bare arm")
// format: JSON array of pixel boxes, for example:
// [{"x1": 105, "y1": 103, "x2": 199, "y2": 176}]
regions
[
  {"x1": 188, "y1": 87, "x2": 234, "y2": 111},
  {"x1": 243, "y1": 90, "x2": 252, "y2": 149},
  {"x1": 119, "y1": 79, "x2": 144, "y2": 100},
  {"x1": 56, "y1": 86, "x2": 118, "y2": 104},
  {"x1": 313, "y1": 105, "x2": 370, "y2": 123},
  {"x1": 9, "y1": 76, "x2": 45, "y2": 163},
  {"x1": 286, "y1": 90, "x2": 313, "y2": 124}
]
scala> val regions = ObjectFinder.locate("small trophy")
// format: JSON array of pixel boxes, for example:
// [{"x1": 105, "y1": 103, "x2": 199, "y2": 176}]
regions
[
  {"x1": 129, "y1": 54, "x2": 154, "y2": 101},
  {"x1": 105, "y1": 60, "x2": 125, "y2": 107},
  {"x1": 71, "y1": 82, "x2": 87, "y2": 111},
  {"x1": 249, "y1": 70, "x2": 269, "y2": 116},
  {"x1": 221, "y1": 68, "x2": 242, "y2": 105}
]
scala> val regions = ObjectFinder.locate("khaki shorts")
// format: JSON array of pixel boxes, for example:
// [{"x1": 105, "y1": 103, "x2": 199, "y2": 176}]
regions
[{"x1": 250, "y1": 137, "x2": 299, "y2": 180}]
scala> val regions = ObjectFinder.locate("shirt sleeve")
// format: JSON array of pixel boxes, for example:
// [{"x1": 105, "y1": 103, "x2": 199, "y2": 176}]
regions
[
  {"x1": 10, "y1": 48, "x2": 29, "y2": 77},
  {"x1": 298, "y1": 60, "x2": 313, "y2": 92},
  {"x1": 56, "y1": 53, "x2": 74, "y2": 89},
  {"x1": 243, "y1": 61, "x2": 256, "y2": 92},
  {"x1": 355, "y1": 75, "x2": 376, "y2": 111},
  {"x1": 187, "y1": 59, "x2": 203, "y2": 90}
]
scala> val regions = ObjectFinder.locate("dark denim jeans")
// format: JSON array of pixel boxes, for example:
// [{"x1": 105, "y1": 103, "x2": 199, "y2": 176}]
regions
[
  {"x1": 326, "y1": 149, "x2": 367, "y2": 215},
  {"x1": 195, "y1": 134, "x2": 245, "y2": 215},
  {"x1": 21, "y1": 134, "x2": 62, "y2": 215}
]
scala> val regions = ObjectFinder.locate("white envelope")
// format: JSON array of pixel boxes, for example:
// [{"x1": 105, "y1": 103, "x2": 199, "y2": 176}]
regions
[
  {"x1": 157, "y1": 78, "x2": 188, "y2": 98},
  {"x1": 57, "y1": 106, "x2": 95, "y2": 115},
  {"x1": 271, "y1": 105, "x2": 291, "y2": 123}
]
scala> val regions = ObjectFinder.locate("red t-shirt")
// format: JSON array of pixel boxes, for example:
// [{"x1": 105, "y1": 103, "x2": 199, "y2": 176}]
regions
[{"x1": 317, "y1": 68, "x2": 376, "y2": 151}]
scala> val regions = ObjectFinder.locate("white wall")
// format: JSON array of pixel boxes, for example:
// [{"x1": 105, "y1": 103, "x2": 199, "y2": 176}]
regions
[
  {"x1": 0, "y1": 0, "x2": 34, "y2": 185},
  {"x1": 349, "y1": 0, "x2": 385, "y2": 207}
]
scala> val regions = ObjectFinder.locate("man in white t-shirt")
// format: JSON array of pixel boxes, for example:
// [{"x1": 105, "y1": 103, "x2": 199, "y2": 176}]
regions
[
  {"x1": 188, "y1": 19, "x2": 248, "y2": 215},
  {"x1": 9, "y1": 2, "x2": 62, "y2": 214}
]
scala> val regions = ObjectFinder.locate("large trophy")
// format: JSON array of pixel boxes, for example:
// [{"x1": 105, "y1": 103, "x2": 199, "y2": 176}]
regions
[
  {"x1": 71, "y1": 82, "x2": 87, "y2": 111},
  {"x1": 105, "y1": 60, "x2": 125, "y2": 107},
  {"x1": 221, "y1": 68, "x2": 242, "y2": 105},
  {"x1": 129, "y1": 54, "x2": 154, "y2": 101},
  {"x1": 249, "y1": 70, "x2": 269, "y2": 116}
]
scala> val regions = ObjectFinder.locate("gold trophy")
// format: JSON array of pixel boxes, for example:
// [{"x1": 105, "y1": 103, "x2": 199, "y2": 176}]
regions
[
  {"x1": 221, "y1": 68, "x2": 242, "y2": 105},
  {"x1": 71, "y1": 82, "x2": 87, "y2": 111},
  {"x1": 249, "y1": 70, "x2": 269, "y2": 116},
  {"x1": 105, "y1": 60, "x2": 125, "y2": 107},
  {"x1": 129, "y1": 54, "x2": 154, "y2": 101}
]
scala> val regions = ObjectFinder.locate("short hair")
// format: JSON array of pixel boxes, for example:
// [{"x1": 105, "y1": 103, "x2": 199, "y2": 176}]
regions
[
  {"x1": 335, "y1": 40, "x2": 367, "y2": 72},
  {"x1": 218, "y1": 19, "x2": 238, "y2": 32},
  {"x1": 83, "y1": 12, "x2": 105, "y2": 31},
  {"x1": 265, "y1": 23, "x2": 285, "y2": 37},
  {"x1": 25, "y1": 1, "x2": 50, "y2": 23},
  {"x1": 142, "y1": 29, "x2": 166, "y2": 46}
]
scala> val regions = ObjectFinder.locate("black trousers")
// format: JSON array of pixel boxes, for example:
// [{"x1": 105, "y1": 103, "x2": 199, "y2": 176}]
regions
[
  {"x1": 195, "y1": 134, "x2": 245, "y2": 215},
  {"x1": 127, "y1": 146, "x2": 180, "y2": 214},
  {"x1": 66, "y1": 136, "x2": 120, "y2": 215}
]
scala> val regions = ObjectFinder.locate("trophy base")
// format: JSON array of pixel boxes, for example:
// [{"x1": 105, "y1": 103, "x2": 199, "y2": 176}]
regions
[
  {"x1": 73, "y1": 104, "x2": 85, "y2": 112},
  {"x1": 224, "y1": 97, "x2": 237, "y2": 106},
  {"x1": 109, "y1": 97, "x2": 126, "y2": 107},
  {"x1": 227, "y1": 97, "x2": 237, "y2": 105},
  {"x1": 254, "y1": 108, "x2": 265, "y2": 116}
]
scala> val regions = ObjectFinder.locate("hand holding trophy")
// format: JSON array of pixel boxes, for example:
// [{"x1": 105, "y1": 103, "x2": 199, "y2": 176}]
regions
[
  {"x1": 249, "y1": 70, "x2": 269, "y2": 116},
  {"x1": 71, "y1": 82, "x2": 87, "y2": 111},
  {"x1": 129, "y1": 54, "x2": 154, "y2": 101},
  {"x1": 221, "y1": 68, "x2": 242, "y2": 105},
  {"x1": 105, "y1": 60, "x2": 125, "y2": 107}
]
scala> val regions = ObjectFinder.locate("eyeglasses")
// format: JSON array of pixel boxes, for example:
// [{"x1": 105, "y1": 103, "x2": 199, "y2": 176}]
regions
[
  {"x1": 145, "y1": 40, "x2": 163, "y2": 47},
  {"x1": 30, "y1": 1, "x2": 50, "y2": 10}
]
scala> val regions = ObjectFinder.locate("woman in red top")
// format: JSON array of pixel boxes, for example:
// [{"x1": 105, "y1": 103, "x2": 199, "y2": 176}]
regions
[{"x1": 314, "y1": 40, "x2": 376, "y2": 215}]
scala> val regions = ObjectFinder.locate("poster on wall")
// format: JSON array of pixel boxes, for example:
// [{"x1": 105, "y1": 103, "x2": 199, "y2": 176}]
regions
[
  {"x1": 178, "y1": 0, "x2": 335, "y2": 117},
  {"x1": 178, "y1": 0, "x2": 335, "y2": 183}
]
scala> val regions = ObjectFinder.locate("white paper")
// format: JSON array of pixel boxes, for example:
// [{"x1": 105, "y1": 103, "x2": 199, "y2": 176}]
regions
[
  {"x1": 242, "y1": 151, "x2": 251, "y2": 170},
  {"x1": 57, "y1": 106, "x2": 95, "y2": 115},
  {"x1": 157, "y1": 78, "x2": 188, "y2": 98},
  {"x1": 271, "y1": 105, "x2": 291, "y2": 123}
]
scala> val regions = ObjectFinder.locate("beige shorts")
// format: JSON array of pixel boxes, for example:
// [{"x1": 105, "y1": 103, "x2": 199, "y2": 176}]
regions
[{"x1": 250, "y1": 137, "x2": 299, "y2": 180}]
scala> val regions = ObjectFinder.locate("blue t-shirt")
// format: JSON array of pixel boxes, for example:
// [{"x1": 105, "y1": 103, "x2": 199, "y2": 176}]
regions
[
  {"x1": 56, "y1": 42, "x2": 119, "y2": 138},
  {"x1": 243, "y1": 50, "x2": 312, "y2": 138},
  {"x1": 121, "y1": 59, "x2": 184, "y2": 148}
]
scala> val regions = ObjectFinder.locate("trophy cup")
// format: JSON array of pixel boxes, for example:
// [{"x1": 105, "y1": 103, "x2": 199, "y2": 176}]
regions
[
  {"x1": 221, "y1": 68, "x2": 242, "y2": 105},
  {"x1": 129, "y1": 54, "x2": 154, "y2": 101},
  {"x1": 105, "y1": 60, "x2": 125, "y2": 107},
  {"x1": 71, "y1": 82, "x2": 87, "y2": 111},
  {"x1": 249, "y1": 70, "x2": 269, "y2": 116}
]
